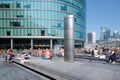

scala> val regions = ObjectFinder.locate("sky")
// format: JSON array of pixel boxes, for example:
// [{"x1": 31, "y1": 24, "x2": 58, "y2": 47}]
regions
[{"x1": 86, "y1": 0, "x2": 120, "y2": 40}]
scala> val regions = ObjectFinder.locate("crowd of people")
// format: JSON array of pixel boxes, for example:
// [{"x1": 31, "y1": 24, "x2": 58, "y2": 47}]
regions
[
  {"x1": 75, "y1": 47, "x2": 120, "y2": 64},
  {"x1": 0, "y1": 48, "x2": 53, "y2": 62},
  {"x1": 0, "y1": 49, "x2": 14, "y2": 62},
  {"x1": 0, "y1": 47, "x2": 120, "y2": 64}
]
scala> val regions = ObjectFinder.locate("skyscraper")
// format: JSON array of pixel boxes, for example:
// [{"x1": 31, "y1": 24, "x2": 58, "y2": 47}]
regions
[
  {"x1": 0, "y1": 0, "x2": 86, "y2": 49},
  {"x1": 87, "y1": 32, "x2": 96, "y2": 44},
  {"x1": 113, "y1": 31, "x2": 119, "y2": 39},
  {"x1": 100, "y1": 27, "x2": 111, "y2": 41}
]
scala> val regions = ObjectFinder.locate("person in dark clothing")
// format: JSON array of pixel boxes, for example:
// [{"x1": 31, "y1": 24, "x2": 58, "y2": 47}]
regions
[{"x1": 109, "y1": 48, "x2": 116, "y2": 64}]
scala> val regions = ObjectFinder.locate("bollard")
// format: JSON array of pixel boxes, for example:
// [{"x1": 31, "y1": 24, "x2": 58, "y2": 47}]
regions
[{"x1": 64, "y1": 15, "x2": 74, "y2": 62}]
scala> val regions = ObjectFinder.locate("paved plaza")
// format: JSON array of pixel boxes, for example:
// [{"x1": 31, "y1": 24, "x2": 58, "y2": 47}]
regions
[
  {"x1": 13, "y1": 57, "x2": 120, "y2": 80},
  {"x1": 0, "y1": 56, "x2": 120, "y2": 80}
]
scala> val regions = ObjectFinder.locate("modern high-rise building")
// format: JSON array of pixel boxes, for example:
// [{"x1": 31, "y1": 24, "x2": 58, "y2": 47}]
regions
[
  {"x1": 100, "y1": 27, "x2": 111, "y2": 41},
  {"x1": 0, "y1": 0, "x2": 86, "y2": 49},
  {"x1": 113, "y1": 31, "x2": 119, "y2": 39},
  {"x1": 87, "y1": 32, "x2": 96, "y2": 44}
]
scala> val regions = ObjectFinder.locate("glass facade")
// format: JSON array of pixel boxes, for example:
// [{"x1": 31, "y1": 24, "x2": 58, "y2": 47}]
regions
[{"x1": 0, "y1": 0, "x2": 86, "y2": 49}]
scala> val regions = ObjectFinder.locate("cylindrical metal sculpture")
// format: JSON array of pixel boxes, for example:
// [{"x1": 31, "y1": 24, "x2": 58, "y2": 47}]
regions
[{"x1": 64, "y1": 15, "x2": 74, "y2": 62}]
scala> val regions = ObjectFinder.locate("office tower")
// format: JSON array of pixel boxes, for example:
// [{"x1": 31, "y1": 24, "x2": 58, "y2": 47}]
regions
[
  {"x1": 0, "y1": 0, "x2": 86, "y2": 49},
  {"x1": 113, "y1": 31, "x2": 119, "y2": 39},
  {"x1": 100, "y1": 27, "x2": 111, "y2": 41},
  {"x1": 87, "y1": 32, "x2": 96, "y2": 44}
]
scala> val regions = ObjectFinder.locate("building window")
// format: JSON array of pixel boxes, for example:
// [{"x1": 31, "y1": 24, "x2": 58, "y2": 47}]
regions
[
  {"x1": 41, "y1": 30, "x2": 45, "y2": 36},
  {"x1": 17, "y1": 15, "x2": 24, "y2": 18},
  {"x1": 10, "y1": 22, "x2": 21, "y2": 27},
  {"x1": 61, "y1": 5, "x2": 67, "y2": 11},
  {"x1": 16, "y1": 3, "x2": 20, "y2": 8},
  {"x1": 76, "y1": 12, "x2": 81, "y2": 16},
  {"x1": 58, "y1": 23, "x2": 61, "y2": 27},
  {"x1": 23, "y1": 4, "x2": 31, "y2": 8},
  {"x1": 74, "y1": 18, "x2": 77, "y2": 22},
  {"x1": 27, "y1": 33, "x2": 31, "y2": 36},
  {"x1": 7, "y1": 31, "x2": 10, "y2": 36},
  {"x1": 0, "y1": 4, "x2": 10, "y2": 8}
]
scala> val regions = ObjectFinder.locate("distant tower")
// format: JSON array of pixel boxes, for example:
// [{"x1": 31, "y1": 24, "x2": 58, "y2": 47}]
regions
[
  {"x1": 100, "y1": 27, "x2": 106, "y2": 40},
  {"x1": 87, "y1": 32, "x2": 96, "y2": 44},
  {"x1": 100, "y1": 27, "x2": 111, "y2": 41},
  {"x1": 113, "y1": 31, "x2": 119, "y2": 39}
]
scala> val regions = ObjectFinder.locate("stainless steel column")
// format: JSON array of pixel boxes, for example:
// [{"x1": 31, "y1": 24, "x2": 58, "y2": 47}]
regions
[
  {"x1": 31, "y1": 39, "x2": 33, "y2": 50},
  {"x1": 64, "y1": 15, "x2": 74, "y2": 62},
  {"x1": 11, "y1": 38, "x2": 13, "y2": 50}
]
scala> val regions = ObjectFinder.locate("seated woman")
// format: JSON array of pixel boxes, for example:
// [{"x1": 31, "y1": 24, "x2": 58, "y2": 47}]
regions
[
  {"x1": 44, "y1": 49, "x2": 52, "y2": 60},
  {"x1": 7, "y1": 49, "x2": 13, "y2": 62},
  {"x1": 109, "y1": 48, "x2": 116, "y2": 64}
]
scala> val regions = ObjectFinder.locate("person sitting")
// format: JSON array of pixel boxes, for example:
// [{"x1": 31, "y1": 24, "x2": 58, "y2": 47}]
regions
[
  {"x1": 94, "y1": 48, "x2": 99, "y2": 57},
  {"x1": 44, "y1": 49, "x2": 52, "y2": 60},
  {"x1": 109, "y1": 48, "x2": 116, "y2": 64},
  {"x1": 23, "y1": 51, "x2": 31, "y2": 60},
  {"x1": 7, "y1": 49, "x2": 13, "y2": 62}
]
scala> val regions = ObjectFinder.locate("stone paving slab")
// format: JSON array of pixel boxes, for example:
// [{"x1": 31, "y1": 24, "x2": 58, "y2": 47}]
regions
[
  {"x1": 0, "y1": 58, "x2": 50, "y2": 80},
  {"x1": 13, "y1": 57, "x2": 120, "y2": 80}
]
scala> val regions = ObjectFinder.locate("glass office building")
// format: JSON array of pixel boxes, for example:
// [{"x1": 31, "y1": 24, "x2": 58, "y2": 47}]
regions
[{"x1": 0, "y1": 0, "x2": 86, "y2": 49}]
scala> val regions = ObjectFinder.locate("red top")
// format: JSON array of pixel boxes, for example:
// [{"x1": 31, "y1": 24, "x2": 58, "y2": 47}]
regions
[{"x1": 7, "y1": 51, "x2": 13, "y2": 56}]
